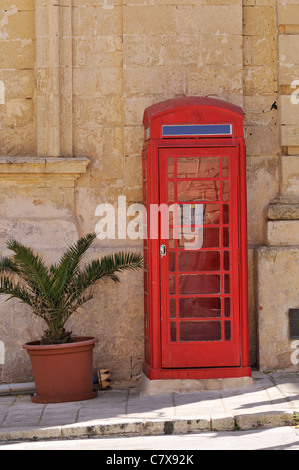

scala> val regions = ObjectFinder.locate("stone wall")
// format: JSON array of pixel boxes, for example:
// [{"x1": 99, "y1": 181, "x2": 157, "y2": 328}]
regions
[{"x1": 0, "y1": 0, "x2": 298, "y2": 384}]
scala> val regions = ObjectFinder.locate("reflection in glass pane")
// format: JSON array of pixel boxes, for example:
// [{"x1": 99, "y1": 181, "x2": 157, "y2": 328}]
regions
[
  {"x1": 223, "y1": 180, "x2": 229, "y2": 201},
  {"x1": 168, "y1": 158, "x2": 174, "y2": 178},
  {"x1": 222, "y1": 157, "x2": 229, "y2": 178},
  {"x1": 179, "y1": 274, "x2": 221, "y2": 294},
  {"x1": 179, "y1": 297, "x2": 221, "y2": 318},
  {"x1": 177, "y1": 180, "x2": 220, "y2": 202},
  {"x1": 177, "y1": 157, "x2": 219, "y2": 178},
  {"x1": 170, "y1": 322, "x2": 177, "y2": 342},
  {"x1": 178, "y1": 251, "x2": 220, "y2": 272},
  {"x1": 204, "y1": 204, "x2": 220, "y2": 225},
  {"x1": 168, "y1": 181, "x2": 175, "y2": 202},
  {"x1": 180, "y1": 321, "x2": 222, "y2": 342}
]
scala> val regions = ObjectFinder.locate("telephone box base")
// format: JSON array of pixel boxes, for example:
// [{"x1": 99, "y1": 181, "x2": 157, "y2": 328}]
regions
[
  {"x1": 143, "y1": 363, "x2": 252, "y2": 383},
  {"x1": 141, "y1": 368, "x2": 252, "y2": 396}
]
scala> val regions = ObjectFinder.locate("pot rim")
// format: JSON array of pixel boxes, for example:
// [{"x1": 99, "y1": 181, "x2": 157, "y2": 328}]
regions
[{"x1": 22, "y1": 336, "x2": 98, "y2": 351}]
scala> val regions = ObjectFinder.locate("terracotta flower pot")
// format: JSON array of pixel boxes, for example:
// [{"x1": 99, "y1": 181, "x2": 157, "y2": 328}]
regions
[{"x1": 23, "y1": 336, "x2": 98, "y2": 404}]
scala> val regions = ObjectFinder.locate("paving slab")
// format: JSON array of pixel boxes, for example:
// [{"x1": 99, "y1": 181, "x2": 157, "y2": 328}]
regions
[{"x1": 0, "y1": 371, "x2": 298, "y2": 442}]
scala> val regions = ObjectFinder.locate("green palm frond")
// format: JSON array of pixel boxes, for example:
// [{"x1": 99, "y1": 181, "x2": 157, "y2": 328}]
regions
[
  {"x1": 64, "y1": 251, "x2": 144, "y2": 309},
  {"x1": 6, "y1": 239, "x2": 54, "y2": 307},
  {"x1": 0, "y1": 234, "x2": 143, "y2": 344},
  {"x1": 0, "y1": 275, "x2": 34, "y2": 308},
  {"x1": 0, "y1": 257, "x2": 20, "y2": 274},
  {"x1": 50, "y1": 233, "x2": 97, "y2": 295}
]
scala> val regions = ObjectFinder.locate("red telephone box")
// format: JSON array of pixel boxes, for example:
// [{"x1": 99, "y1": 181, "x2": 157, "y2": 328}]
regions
[{"x1": 142, "y1": 97, "x2": 251, "y2": 381}]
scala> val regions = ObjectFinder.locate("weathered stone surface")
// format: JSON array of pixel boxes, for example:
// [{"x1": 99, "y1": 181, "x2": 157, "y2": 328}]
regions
[
  {"x1": 257, "y1": 247, "x2": 299, "y2": 370},
  {"x1": 0, "y1": 0, "x2": 298, "y2": 382}
]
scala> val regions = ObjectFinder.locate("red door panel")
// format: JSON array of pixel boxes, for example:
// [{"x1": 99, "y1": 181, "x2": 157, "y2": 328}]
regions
[{"x1": 159, "y1": 147, "x2": 240, "y2": 369}]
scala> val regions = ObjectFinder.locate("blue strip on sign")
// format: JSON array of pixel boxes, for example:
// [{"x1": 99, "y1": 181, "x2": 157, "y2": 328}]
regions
[{"x1": 162, "y1": 124, "x2": 232, "y2": 137}]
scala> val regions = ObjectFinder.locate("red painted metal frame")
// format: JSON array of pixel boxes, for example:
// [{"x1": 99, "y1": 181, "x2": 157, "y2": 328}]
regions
[{"x1": 142, "y1": 97, "x2": 251, "y2": 381}]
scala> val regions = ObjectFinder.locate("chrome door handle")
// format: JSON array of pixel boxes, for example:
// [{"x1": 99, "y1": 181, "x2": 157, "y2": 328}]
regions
[{"x1": 160, "y1": 244, "x2": 167, "y2": 258}]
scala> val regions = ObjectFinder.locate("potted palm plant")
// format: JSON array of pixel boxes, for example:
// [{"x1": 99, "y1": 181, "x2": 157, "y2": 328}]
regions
[{"x1": 0, "y1": 233, "x2": 143, "y2": 404}]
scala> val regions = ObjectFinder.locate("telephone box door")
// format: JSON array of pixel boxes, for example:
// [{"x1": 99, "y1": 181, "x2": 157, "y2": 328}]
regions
[{"x1": 159, "y1": 146, "x2": 240, "y2": 369}]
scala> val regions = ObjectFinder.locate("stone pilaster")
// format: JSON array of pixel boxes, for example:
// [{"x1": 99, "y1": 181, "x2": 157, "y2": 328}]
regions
[{"x1": 35, "y1": 0, "x2": 73, "y2": 157}]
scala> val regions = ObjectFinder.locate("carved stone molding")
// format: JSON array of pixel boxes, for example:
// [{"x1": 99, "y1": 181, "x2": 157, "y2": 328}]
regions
[{"x1": 0, "y1": 157, "x2": 89, "y2": 187}]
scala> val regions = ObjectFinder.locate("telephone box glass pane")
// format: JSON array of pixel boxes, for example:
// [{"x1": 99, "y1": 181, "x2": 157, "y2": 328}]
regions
[
  {"x1": 168, "y1": 158, "x2": 175, "y2": 178},
  {"x1": 179, "y1": 297, "x2": 221, "y2": 318},
  {"x1": 223, "y1": 227, "x2": 229, "y2": 247},
  {"x1": 204, "y1": 204, "x2": 220, "y2": 224},
  {"x1": 177, "y1": 157, "x2": 219, "y2": 178},
  {"x1": 224, "y1": 274, "x2": 230, "y2": 294},
  {"x1": 225, "y1": 321, "x2": 231, "y2": 341},
  {"x1": 179, "y1": 321, "x2": 222, "y2": 342},
  {"x1": 170, "y1": 322, "x2": 177, "y2": 342},
  {"x1": 201, "y1": 228, "x2": 220, "y2": 248},
  {"x1": 178, "y1": 251, "x2": 220, "y2": 271},
  {"x1": 223, "y1": 180, "x2": 229, "y2": 201},
  {"x1": 222, "y1": 157, "x2": 229, "y2": 178},
  {"x1": 177, "y1": 181, "x2": 220, "y2": 202},
  {"x1": 177, "y1": 204, "x2": 220, "y2": 225},
  {"x1": 169, "y1": 275, "x2": 176, "y2": 294},
  {"x1": 168, "y1": 181, "x2": 175, "y2": 202},
  {"x1": 223, "y1": 204, "x2": 229, "y2": 224},
  {"x1": 170, "y1": 298, "x2": 176, "y2": 318},
  {"x1": 179, "y1": 274, "x2": 221, "y2": 294},
  {"x1": 224, "y1": 297, "x2": 231, "y2": 317},
  {"x1": 224, "y1": 251, "x2": 230, "y2": 271},
  {"x1": 169, "y1": 252, "x2": 176, "y2": 271}
]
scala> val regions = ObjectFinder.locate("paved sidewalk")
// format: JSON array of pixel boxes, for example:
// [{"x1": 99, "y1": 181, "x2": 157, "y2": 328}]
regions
[{"x1": 0, "y1": 371, "x2": 299, "y2": 443}]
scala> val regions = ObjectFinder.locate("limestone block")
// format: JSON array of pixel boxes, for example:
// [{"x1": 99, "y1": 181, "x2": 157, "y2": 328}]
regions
[
  {"x1": 281, "y1": 126, "x2": 299, "y2": 147},
  {"x1": 0, "y1": 40, "x2": 34, "y2": 69},
  {"x1": 175, "y1": 5, "x2": 242, "y2": 35},
  {"x1": 0, "y1": 123, "x2": 35, "y2": 157},
  {"x1": 72, "y1": 6, "x2": 96, "y2": 37},
  {"x1": 0, "y1": 70, "x2": 35, "y2": 100},
  {"x1": 4, "y1": 10, "x2": 35, "y2": 40},
  {"x1": 186, "y1": 65, "x2": 243, "y2": 97},
  {"x1": 243, "y1": 65, "x2": 277, "y2": 95},
  {"x1": 280, "y1": 95, "x2": 299, "y2": 125},
  {"x1": 279, "y1": 35, "x2": 299, "y2": 85},
  {"x1": 257, "y1": 247, "x2": 299, "y2": 370},
  {"x1": 245, "y1": 125, "x2": 279, "y2": 156},
  {"x1": 123, "y1": 5, "x2": 177, "y2": 36},
  {"x1": 281, "y1": 156, "x2": 299, "y2": 195},
  {"x1": 124, "y1": 66, "x2": 185, "y2": 96},
  {"x1": 0, "y1": 0, "x2": 34, "y2": 9},
  {"x1": 243, "y1": 5, "x2": 276, "y2": 35},
  {"x1": 97, "y1": 67, "x2": 123, "y2": 96},
  {"x1": 124, "y1": 125, "x2": 145, "y2": 157},
  {"x1": 243, "y1": 35, "x2": 276, "y2": 66},
  {"x1": 202, "y1": 34, "x2": 243, "y2": 66},
  {"x1": 0, "y1": 98, "x2": 34, "y2": 128},
  {"x1": 268, "y1": 220, "x2": 299, "y2": 246},
  {"x1": 246, "y1": 156, "x2": 279, "y2": 245},
  {"x1": 73, "y1": 96, "x2": 122, "y2": 127},
  {"x1": 96, "y1": 5, "x2": 122, "y2": 36},
  {"x1": 278, "y1": 4, "x2": 299, "y2": 25}
]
